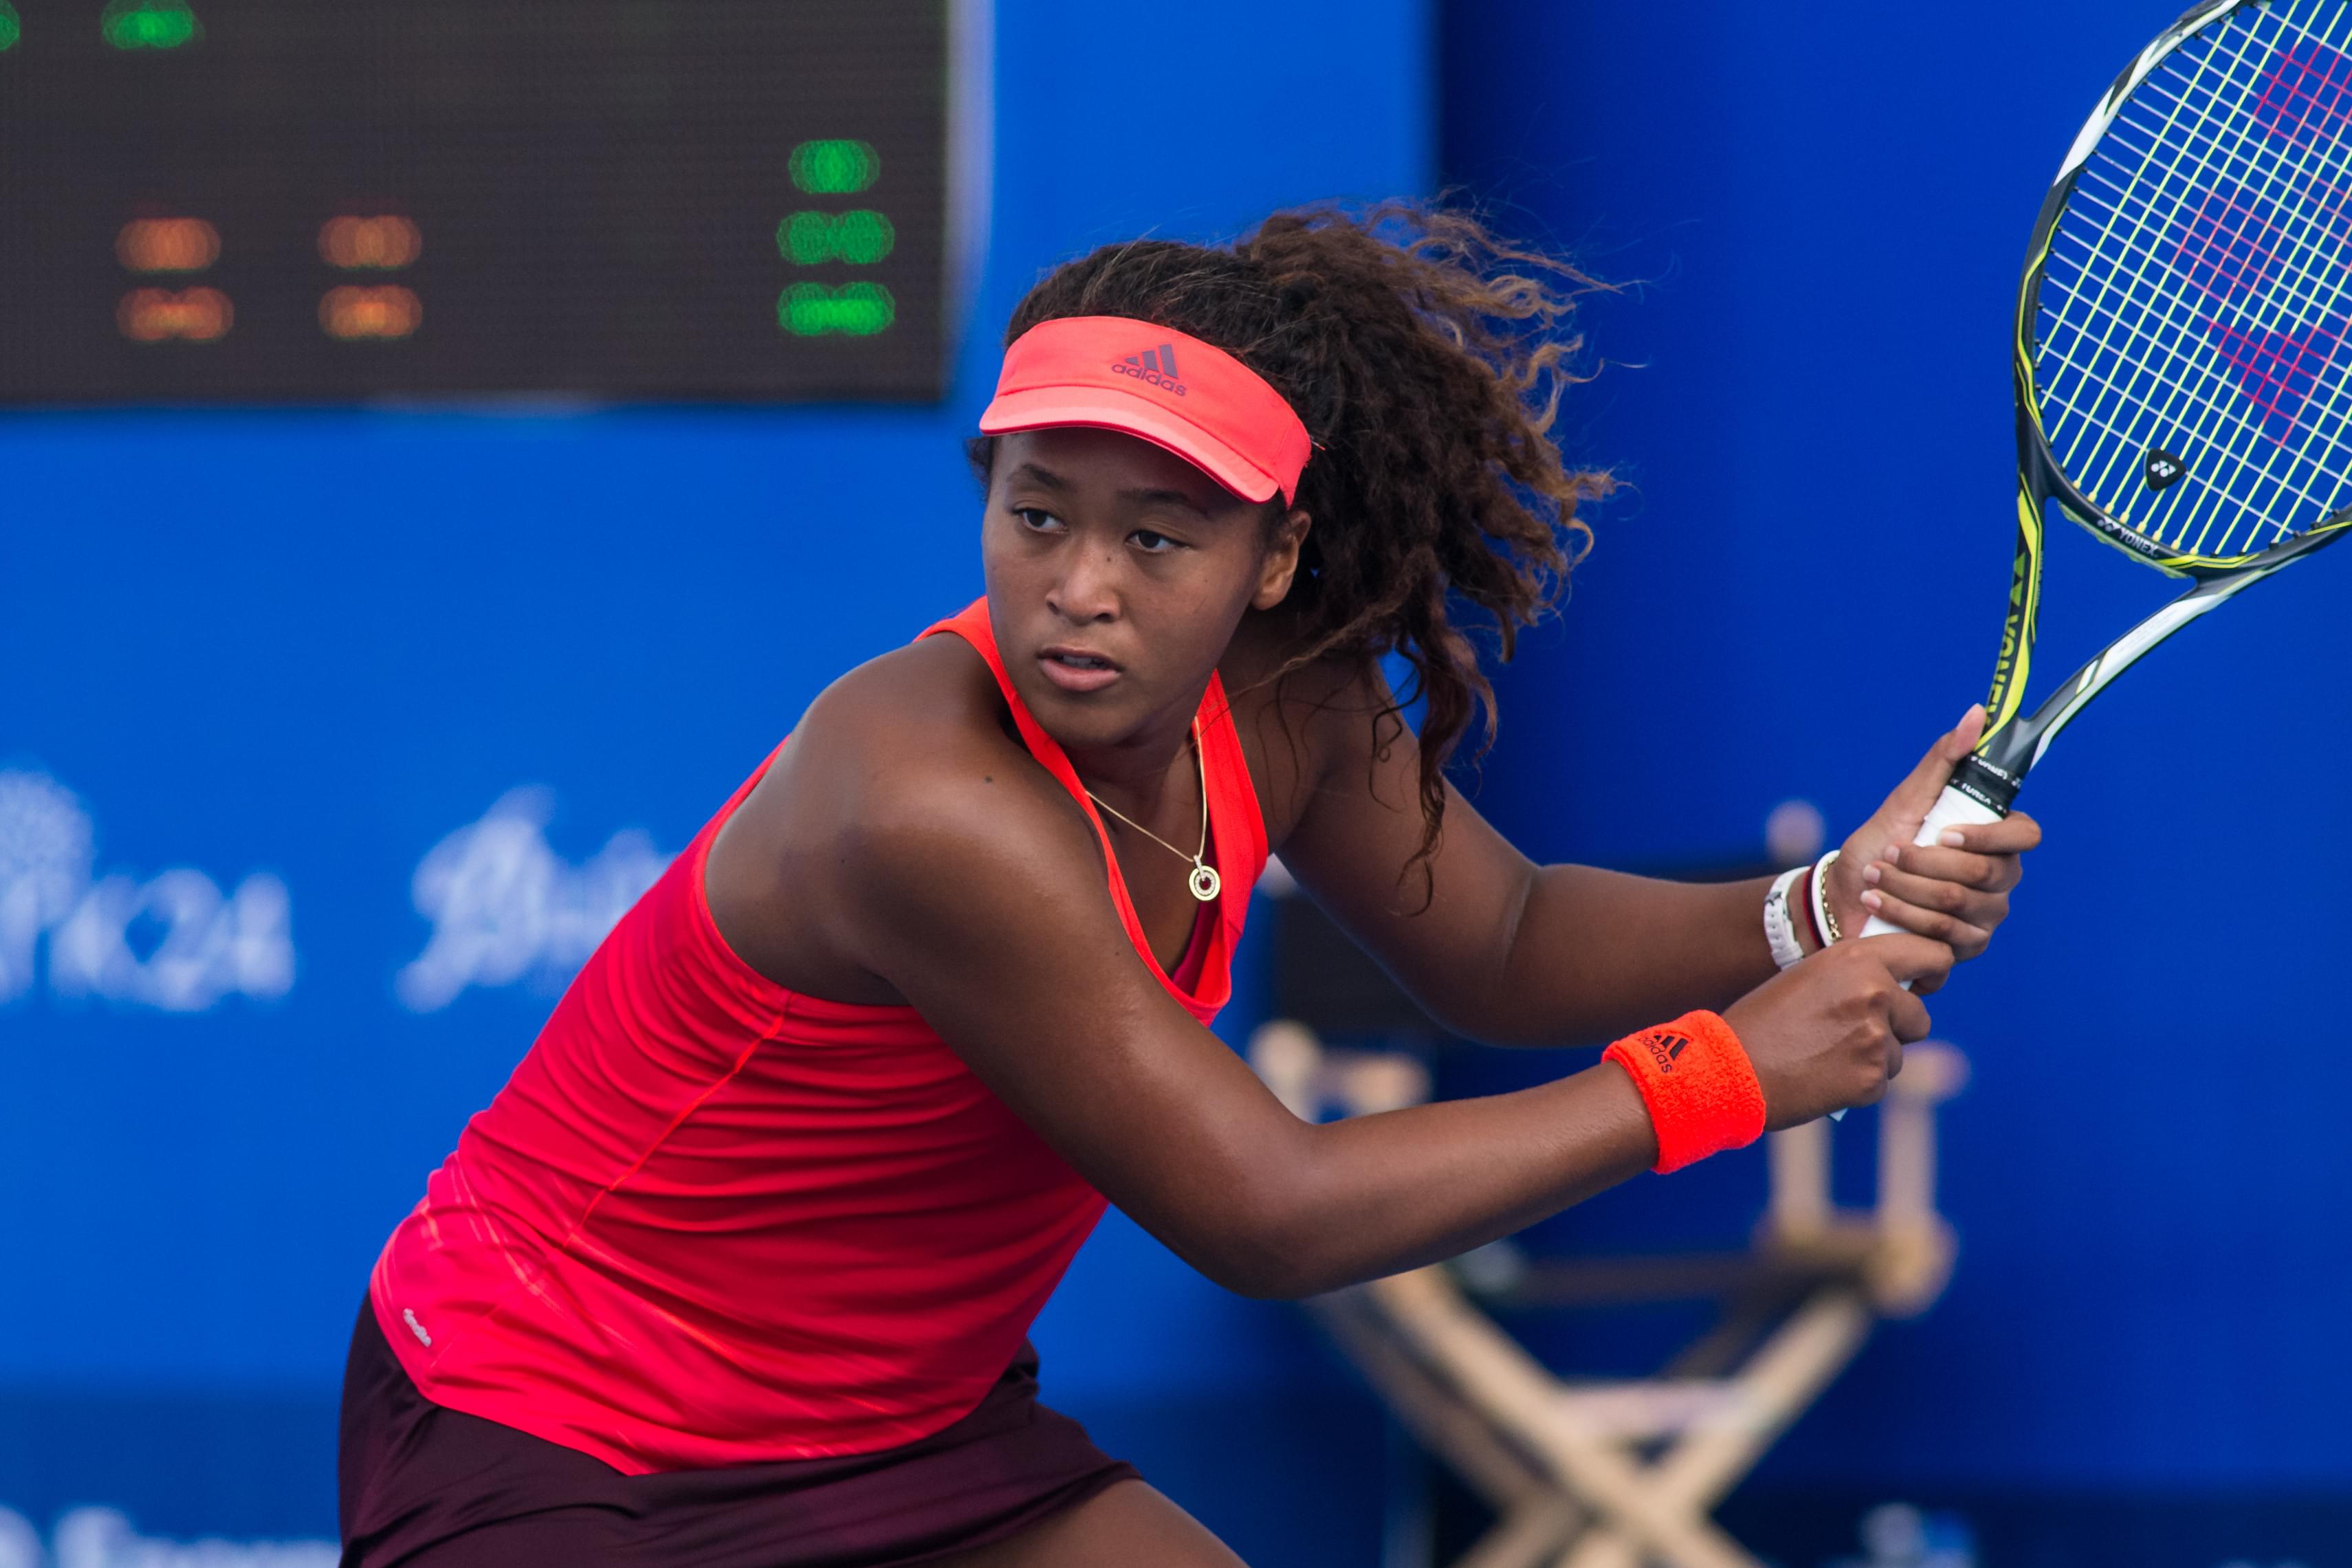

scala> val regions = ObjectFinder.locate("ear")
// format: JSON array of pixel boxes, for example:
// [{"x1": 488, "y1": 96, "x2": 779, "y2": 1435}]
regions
[{"x1": 1251, "y1": 507, "x2": 1313, "y2": 611}]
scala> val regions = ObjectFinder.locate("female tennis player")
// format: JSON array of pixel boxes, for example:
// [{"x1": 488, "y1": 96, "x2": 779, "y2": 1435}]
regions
[{"x1": 340, "y1": 206, "x2": 2038, "y2": 1567}]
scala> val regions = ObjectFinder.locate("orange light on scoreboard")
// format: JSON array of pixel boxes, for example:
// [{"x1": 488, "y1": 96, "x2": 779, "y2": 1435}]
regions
[
  {"x1": 116, "y1": 217, "x2": 221, "y2": 274},
  {"x1": 318, "y1": 215, "x2": 421, "y2": 271},
  {"x1": 320, "y1": 284, "x2": 422, "y2": 340},
  {"x1": 118, "y1": 287, "x2": 232, "y2": 342}
]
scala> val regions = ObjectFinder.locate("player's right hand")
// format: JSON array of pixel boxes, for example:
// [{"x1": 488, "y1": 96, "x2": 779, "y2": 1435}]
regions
[{"x1": 1724, "y1": 935, "x2": 1945, "y2": 1127}]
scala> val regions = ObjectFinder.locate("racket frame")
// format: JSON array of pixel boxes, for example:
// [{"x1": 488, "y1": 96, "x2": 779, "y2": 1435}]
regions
[{"x1": 1959, "y1": 0, "x2": 2352, "y2": 817}]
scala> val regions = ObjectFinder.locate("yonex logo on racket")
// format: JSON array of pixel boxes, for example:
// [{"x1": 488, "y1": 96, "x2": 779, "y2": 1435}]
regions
[
  {"x1": 1111, "y1": 343, "x2": 1186, "y2": 397},
  {"x1": 2144, "y1": 448, "x2": 2186, "y2": 491}
]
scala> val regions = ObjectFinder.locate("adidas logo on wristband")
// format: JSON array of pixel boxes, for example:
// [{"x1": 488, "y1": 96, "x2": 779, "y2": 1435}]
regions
[{"x1": 1603, "y1": 1012, "x2": 1764, "y2": 1175}]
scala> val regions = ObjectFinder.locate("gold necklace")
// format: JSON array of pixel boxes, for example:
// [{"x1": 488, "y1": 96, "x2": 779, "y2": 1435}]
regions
[{"x1": 1083, "y1": 720, "x2": 1220, "y2": 903}]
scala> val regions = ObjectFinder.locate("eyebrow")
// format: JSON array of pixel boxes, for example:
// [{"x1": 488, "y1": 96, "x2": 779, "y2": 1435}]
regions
[
  {"x1": 1119, "y1": 486, "x2": 1211, "y2": 518},
  {"x1": 1004, "y1": 463, "x2": 1216, "y2": 520},
  {"x1": 1004, "y1": 462, "x2": 1070, "y2": 491}
]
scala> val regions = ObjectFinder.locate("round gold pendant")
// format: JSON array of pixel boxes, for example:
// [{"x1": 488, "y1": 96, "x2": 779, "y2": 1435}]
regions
[{"x1": 1188, "y1": 863, "x2": 1221, "y2": 903}]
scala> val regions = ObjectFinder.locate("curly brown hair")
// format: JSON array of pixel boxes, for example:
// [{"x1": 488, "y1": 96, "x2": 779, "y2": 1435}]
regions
[{"x1": 974, "y1": 201, "x2": 1612, "y2": 892}]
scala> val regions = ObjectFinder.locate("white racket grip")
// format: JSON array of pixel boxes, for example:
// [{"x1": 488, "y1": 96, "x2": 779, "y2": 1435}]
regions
[
  {"x1": 1856, "y1": 784, "x2": 2007, "y2": 943},
  {"x1": 1830, "y1": 783, "x2": 2003, "y2": 1123}
]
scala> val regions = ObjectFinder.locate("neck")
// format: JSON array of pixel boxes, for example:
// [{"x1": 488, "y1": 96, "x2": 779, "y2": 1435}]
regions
[{"x1": 1063, "y1": 694, "x2": 1204, "y2": 820}]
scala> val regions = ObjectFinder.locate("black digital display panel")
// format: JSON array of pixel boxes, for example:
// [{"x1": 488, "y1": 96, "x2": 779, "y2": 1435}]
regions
[{"x1": 0, "y1": 0, "x2": 959, "y2": 403}]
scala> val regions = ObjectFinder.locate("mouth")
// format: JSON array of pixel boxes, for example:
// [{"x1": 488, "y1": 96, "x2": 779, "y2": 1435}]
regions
[{"x1": 1037, "y1": 644, "x2": 1123, "y2": 694}]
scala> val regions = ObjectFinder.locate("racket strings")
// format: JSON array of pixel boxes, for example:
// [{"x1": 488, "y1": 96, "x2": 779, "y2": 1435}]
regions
[
  {"x1": 2049, "y1": 7, "x2": 2352, "y2": 549},
  {"x1": 2053, "y1": 7, "x2": 2352, "y2": 524},
  {"x1": 2074, "y1": 131, "x2": 2347, "y2": 394},
  {"x1": 2049, "y1": 182, "x2": 2349, "y2": 489},
  {"x1": 2122, "y1": 32, "x2": 2352, "y2": 330},
  {"x1": 2034, "y1": 0, "x2": 2352, "y2": 562},
  {"x1": 2057, "y1": 7, "x2": 2352, "y2": 555},
  {"x1": 2053, "y1": 139, "x2": 2352, "y2": 533},
  {"x1": 2107, "y1": 13, "x2": 2352, "y2": 548}
]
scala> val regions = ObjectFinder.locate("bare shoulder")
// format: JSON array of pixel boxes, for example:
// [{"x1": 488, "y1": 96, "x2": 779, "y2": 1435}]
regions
[
  {"x1": 793, "y1": 634, "x2": 1028, "y2": 800},
  {"x1": 822, "y1": 641, "x2": 1088, "y2": 863},
  {"x1": 706, "y1": 634, "x2": 1101, "y2": 1000}
]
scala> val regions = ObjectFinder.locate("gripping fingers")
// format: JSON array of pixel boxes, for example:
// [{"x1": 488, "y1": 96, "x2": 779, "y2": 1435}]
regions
[
  {"x1": 1855, "y1": 930, "x2": 1953, "y2": 993},
  {"x1": 1857, "y1": 895, "x2": 1986, "y2": 967},
  {"x1": 1882, "y1": 842, "x2": 2006, "y2": 891},
  {"x1": 1862, "y1": 868, "x2": 2001, "y2": 956},
  {"x1": 1888, "y1": 983, "x2": 1931, "y2": 1045},
  {"x1": 1940, "y1": 809, "x2": 2042, "y2": 859},
  {"x1": 1853, "y1": 999, "x2": 1910, "y2": 1105}
]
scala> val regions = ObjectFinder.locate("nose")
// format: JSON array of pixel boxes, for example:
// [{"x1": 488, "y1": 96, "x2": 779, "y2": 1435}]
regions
[{"x1": 1045, "y1": 540, "x2": 1122, "y2": 626}]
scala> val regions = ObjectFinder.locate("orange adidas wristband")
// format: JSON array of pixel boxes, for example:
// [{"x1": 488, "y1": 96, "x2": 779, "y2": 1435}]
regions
[{"x1": 1602, "y1": 1010, "x2": 1766, "y2": 1174}]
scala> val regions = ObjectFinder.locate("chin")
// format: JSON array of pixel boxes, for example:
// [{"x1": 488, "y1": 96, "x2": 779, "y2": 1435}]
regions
[{"x1": 1015, "y1": 677, "x2": 1150, "y2": 751}]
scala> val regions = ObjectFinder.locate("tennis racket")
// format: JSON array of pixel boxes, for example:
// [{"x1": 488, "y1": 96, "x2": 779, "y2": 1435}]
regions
[{"x1": 1859, "y1": 0, "x2": 2352, "y2": 940}]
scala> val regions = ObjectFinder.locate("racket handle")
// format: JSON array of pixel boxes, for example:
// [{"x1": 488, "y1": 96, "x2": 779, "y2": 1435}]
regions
[
  {"x1": 1856, "y1": 784, "x2": 2007, "y2": 942},
  {"x1": 1829, "y1": 783, "x2": 2004, "y2": 1124}
]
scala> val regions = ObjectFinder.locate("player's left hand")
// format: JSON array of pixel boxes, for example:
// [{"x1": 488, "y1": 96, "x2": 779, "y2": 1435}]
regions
[{"x1": 1825, "y1": 705, "x2": 2041, "y2": 989}]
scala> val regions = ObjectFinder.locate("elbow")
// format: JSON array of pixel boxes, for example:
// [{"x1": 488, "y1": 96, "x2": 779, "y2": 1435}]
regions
[
  {"x1": 1201, "y1": 1238, "x2": 1328, "y2": 1301},
  {"x1": 1416, "y1": 993, "x2": 1503, "y2": 1046},
  {"x1": 1174, "y1": 1167, "x2": 1352, "y2": 1301},
  {"x1": 1397, "y1": 949, "x2": 1533, "y2": 1047},
  {"x1": 1197, "y1": 1246, "x2": 1332, "y2": 1303},
  {"x1": 1406, "y1": 991, "x2": 1535, "y2": 1049}
]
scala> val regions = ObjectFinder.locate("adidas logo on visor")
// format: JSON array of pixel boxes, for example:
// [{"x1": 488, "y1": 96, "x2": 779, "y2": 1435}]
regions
[{"x1": 1110, "y1": 342, "x2": 1186, "y2": 397}]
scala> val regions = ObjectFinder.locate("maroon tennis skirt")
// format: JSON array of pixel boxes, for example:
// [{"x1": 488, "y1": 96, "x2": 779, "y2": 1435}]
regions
[{"x1": 338, "y1": 1301, "x2": 1139, "y2": 1567}]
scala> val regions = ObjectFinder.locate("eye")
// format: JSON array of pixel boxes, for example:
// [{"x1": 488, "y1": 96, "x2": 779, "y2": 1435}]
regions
[
  {"x1": 1130, "y1": 529, "x2": 1180, "y2": 554},
  {"x1": 1014, "y1": 507, "x2": 1064, "y2": 533}
]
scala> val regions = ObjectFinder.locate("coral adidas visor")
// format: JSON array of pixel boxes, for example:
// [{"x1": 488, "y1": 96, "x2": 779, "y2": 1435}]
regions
[{"x1": 978, "y1": 316, "x2": 1312, "y2": 506}]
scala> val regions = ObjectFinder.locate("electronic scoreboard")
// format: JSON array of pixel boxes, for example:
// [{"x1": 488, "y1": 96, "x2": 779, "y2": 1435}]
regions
[{"x1": 0, "y1": 0, "x2": 964, "y2": 403}]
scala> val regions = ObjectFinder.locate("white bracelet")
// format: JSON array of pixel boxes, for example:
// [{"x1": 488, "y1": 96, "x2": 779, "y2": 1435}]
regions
[
  {"x1": 1762, "y1": 867, "x2": 1807, "y2": 970},
  {"x1": 1809, "y1": 848, "x2": 1844, "y2": 947}
]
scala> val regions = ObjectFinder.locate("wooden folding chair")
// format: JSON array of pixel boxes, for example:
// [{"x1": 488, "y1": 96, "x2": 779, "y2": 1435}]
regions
[{"x1": 1249, "y1": 1022, "x2": 1968, "y2": 1568}]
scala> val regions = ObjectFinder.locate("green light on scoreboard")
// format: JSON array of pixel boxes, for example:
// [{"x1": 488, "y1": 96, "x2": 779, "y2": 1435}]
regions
[
  {"x1": 779, "y1": 282, "x2": 894, "y2": 337},
  {"x1": 0, "y1": 3, "x2": 21, "y2": 51},
  {"x1": 789, "y1": 140, "x2": 879, "y2": 195},
  {"x1": 102, "y1": 0, "x2": 201, "y2": 49},
  {"x1": 778, "y1": 210, "x2": 896, "y2": 265}
]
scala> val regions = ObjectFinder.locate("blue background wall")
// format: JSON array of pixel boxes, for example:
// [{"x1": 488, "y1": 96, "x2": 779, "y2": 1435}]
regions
[{"x1": 5, "y1": 1, "x2": 2351, "y2": 1563}]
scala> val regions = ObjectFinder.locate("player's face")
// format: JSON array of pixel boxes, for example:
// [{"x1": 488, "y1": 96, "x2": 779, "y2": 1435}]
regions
[{"x1": 982, "y1": 426, "x2": 1292, "y2": 756}]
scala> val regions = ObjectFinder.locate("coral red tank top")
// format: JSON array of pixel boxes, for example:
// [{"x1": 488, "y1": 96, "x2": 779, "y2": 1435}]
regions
[{"x1": 369, "y1": 601, "x2": 1267, "y2": 1473}]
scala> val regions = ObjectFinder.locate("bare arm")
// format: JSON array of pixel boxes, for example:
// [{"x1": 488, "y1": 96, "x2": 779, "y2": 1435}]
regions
[
  {"x1": 1273, "y1": 671, "x2": 2037, "y2": 1045},
  {"x1": 1269, "y1": 671, "x2": 1780, "y2": 1044},
  {"x1": 1293, "y1": 786, "x2": 1779, "y2": 1045},
  {"x1": 832, "y1": 731, "x2": 1659, "y2": 1299},
  {"x1": 750, "y1": 645, "x2": 1944, "y2": 1301}
]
